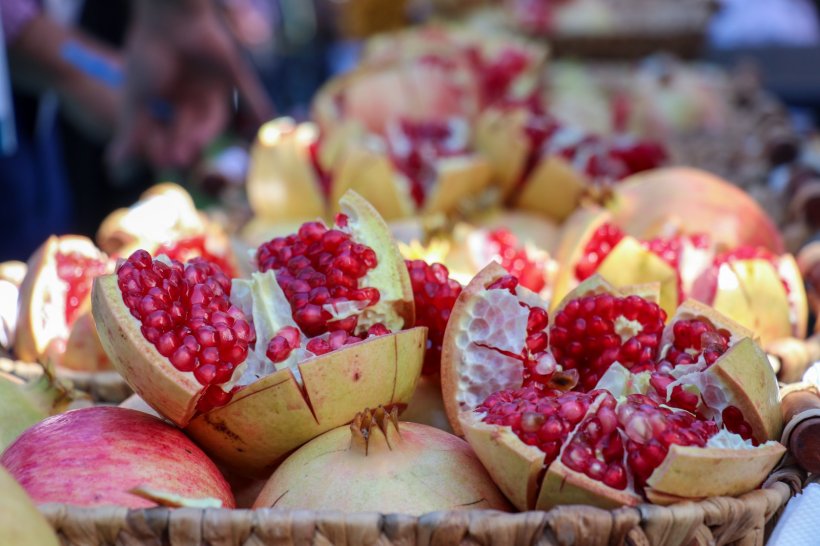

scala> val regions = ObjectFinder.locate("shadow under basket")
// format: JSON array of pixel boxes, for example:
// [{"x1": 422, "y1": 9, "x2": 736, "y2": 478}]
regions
[{"x1": 39, "y1": 464, "x2": 803, "y2": 546}]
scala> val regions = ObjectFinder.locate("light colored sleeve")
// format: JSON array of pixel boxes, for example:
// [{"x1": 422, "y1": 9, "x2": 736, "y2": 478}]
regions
[{"x1": 1, "y1": 0, "x2": 41, "y2": 45}]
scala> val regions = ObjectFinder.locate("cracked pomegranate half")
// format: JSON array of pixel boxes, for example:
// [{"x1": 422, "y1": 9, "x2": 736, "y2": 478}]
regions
[
  {"x1": 441, "y1": 264, "x2": 784, "y2": 509},
  {"x1": 253, "y1": 406, "x2": 511, "y2": 514},
  {"x1": 97, "y1": 182, "x2": 240, "y2": 277},
  {"x1": 15, "y1": 235, "x2": 111, "y2": 370},
  {"x1": 93, "y1": 191, "x2": 425, "y2": 475},
  {"x1": 475, "y1": 102, "x2": 667, "y2": 223}
]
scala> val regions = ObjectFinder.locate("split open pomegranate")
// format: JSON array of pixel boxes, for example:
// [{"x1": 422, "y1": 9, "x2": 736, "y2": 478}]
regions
[
  {"x1": 475, "y1": 102, "x2": 667, "y2": 223},
  {"x1": 16, "y1": 235, "x2": 111, "y2": 370},
  {"x1": 93, "y1": 191, "x2": 426, "y2": 476},
  {"x1": 441, "y1": 264, "x2": 784, "y2": 510}
]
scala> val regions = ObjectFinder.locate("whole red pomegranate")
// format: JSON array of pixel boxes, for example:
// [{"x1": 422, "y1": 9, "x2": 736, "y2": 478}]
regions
[
  {"x1": 93, "y1": 191, "x2": 426, "y2": 476},
  {"x1": 441, "y1": 264, "x2": 785, "y2": 510},
  {"x1": 0, "y1": 406, "x2": 235, "y2": 508}
]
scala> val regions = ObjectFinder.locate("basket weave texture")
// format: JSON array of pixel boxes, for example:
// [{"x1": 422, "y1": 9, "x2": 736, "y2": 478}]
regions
[{"x1": 39, "y1": 464, "x2": 802, "y2": 546}]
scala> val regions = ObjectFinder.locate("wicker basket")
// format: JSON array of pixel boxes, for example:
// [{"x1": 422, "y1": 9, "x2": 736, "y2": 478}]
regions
[{"x1": 38, "y1": 462, "x2": 802, "y2": 546}]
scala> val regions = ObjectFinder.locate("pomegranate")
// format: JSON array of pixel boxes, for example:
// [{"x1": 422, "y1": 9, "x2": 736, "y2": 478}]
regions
[
  {"x1": 0, "y1": 260, "x2": 26, "y2": 350},
  {"x1": 441, "y1": 264, "x2": 784, "y2": 509},
  {"x1": 97, "y1": 182, "x2": 240, "y2": 277},
  {"x1": 15, "y1": 235, "x2": 111, "y2": 370},
  {"x1": 252, "y1": 406, "x2": 511, "y2": 514},
  {"x1": 0, "y1": 466, "x2": 60, "y2": 546},
  {"x1": 475, "y1": 102, "x2": 667, "y2": 223},
  {"x1": 1, "y1": 407, "x2": 235, "y2": 508},
  {"x1": 691, "y1": 246, "x2": 808, "y2": 345},
  {"x1": 93, "y1": 191, "x2": 426, "y2": 476}
]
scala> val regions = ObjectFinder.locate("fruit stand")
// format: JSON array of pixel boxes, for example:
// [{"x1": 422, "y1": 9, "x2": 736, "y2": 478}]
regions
[{"x1": 2, "y1": 2, "x2": 820, "y2": 546}]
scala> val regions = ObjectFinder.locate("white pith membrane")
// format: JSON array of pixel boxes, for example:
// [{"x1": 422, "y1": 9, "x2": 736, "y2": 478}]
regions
[{"x1": 450, "y1": 270, "x2": 784, "y2": 508}]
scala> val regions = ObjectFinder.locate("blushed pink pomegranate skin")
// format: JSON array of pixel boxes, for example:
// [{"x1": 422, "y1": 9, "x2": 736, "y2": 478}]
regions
[{"x1": 0, "y1": 407, "x2": 235, "y2": 508}]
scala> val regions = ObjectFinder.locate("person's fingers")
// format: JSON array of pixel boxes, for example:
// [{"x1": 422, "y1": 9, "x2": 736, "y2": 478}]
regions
[{"x1": 164, "y1": 82, "x2": 230, "y2": 168}]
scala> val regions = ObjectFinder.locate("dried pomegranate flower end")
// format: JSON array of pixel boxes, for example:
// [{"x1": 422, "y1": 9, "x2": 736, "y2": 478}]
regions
[
  {"x1": 156, "y1": 235, "x2": 237, "y2": 278},
  {"x1": 117, "y1": 250, "x2": 250, "y2": 410},
  {"x1": 575, "y1": 223, "x2": 625, "y2": 281},
  {"x1": 479, "y1": 386, "x2": 595, "y2": 467},
  {"x1": 405, "y1": 260, "x2": 463, "y2": 375},
  {"x1": 487, "y1": 229, "x2": 548, "y2": 293},
  {"x1": 255, "y1": 217, "x2": 380, "y2": 338},
  {"x1": 57, "y1": 251, "x2": 108, "y2": 326},
  {"x1": 550, "y1": 293, "x2": 666, "y2": 390}
]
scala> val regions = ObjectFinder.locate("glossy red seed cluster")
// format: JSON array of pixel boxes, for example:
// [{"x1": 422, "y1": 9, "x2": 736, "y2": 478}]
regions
[
  {"x1": 574, "y1": 223, "x2": 625, "y2": 281},
  {"x1": 550, "y1": 294, "x2": 667, "y2": 390},
  {"x1": 156, "y1": 235, "x2": 237, "y2": 279},
  {"x1": 406, "y1": 260, "x2": 463, "y2": 375},
  {"x1": 487, "y1": 229, "x2": 548, "y2": 293},
  {"x1": 722, "y1": 405, "x2": 756, "y2": 444},
  {"x1": 619, "y1": 395, "x2": 717, "y2": 490},
  {"x1": 466, "y1": 47, "x2": 531, "y2": 107},
  {"x1": 266, "y1": 326, "x2": 301, "y2": 363},
  {"x1": 561, "y1": 393, "x2": 628, "y2": 490},
  {"x1": 56, "y1": 252, "x2": 108, "y2": 326},
  {"x1": 479, "y1": 385, "x2": 595, "y2": 466},
  {"x1": 117, "y1": 250, "x2": 252, "y2": 412},
  {"x1": 305, "y1": 323, "x2": 391, "y2": 356},
  {"x1": 256, "y1": 217, "x2": 379, "y2": 337}
]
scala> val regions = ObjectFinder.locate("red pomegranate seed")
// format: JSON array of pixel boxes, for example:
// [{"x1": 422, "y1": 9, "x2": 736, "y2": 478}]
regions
[
  {"x1": 574, "y1": 223, "x2": 624, "y2": 281},
  {"x1": 487, "y1": 229, "x2": 549, "y2": 293}
]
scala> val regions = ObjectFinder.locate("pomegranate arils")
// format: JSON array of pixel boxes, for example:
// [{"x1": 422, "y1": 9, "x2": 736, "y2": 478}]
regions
[
  {"x1": 722, "y1": 406, "x2": 757, "y2": 444},
  {"x1": 257, "y1": 217, "x2": 380, "y2": 337},
  {"x1": 487, "y1": 229, "x2": 548, "y2": 293},
  {"x1": 156, "y1": 235, "x2": 237, "y2": 278},
  {"x1": 56, "y1": 251, "x2": 108, "y2": 326},
  {"x1": 661, "y1": 319, "x2": 730, "y2": 369},
  {"x1": 575, "y1": 223, "x2": 624, "y2": 281},
  {"x1": 405, "y1": 260, "x2": 463, "y2": 375},
  {"x1": 117, "y1": 250, "x2": 250, "y2": 409},
  {"x1": 550, "y1": 294, "x2": 666, "y2": 390}
]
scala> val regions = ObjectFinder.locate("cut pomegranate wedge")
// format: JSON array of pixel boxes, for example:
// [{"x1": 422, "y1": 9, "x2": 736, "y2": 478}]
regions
[
  {"x1": 475, "y1": 103, "x2": 667, "y2": 223},
  {"x1": 93, "y1": 191, "x2": 425, "y2": 476},
  {"x1": 442, "y1": 264, "x2": 785, "y2": 510},
  {"x1": 97, "y1": 183, "x2": 240, "y2": 277},
  {"x1": 16, "y1": 235, "x2": 111, "y2": 369}
]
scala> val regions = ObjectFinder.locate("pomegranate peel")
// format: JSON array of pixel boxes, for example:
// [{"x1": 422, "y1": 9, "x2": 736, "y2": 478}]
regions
[
  {"x1": 513, "y1": 156, "x2": 589, "y2": 223},
  {"x1": 246, "y1": 118, "x2": 326, "y2": 222},
  {"x1": 474, "y1": 106, "x2": 531, "y2": 197},
  {"x1": 253, "y1": 406, "x2": 511, "y2": 514},
  {"x1": 607, "y1": 168, "x2": 784, "y2": 253},
  {"x1": 644, "y1": 443, "x2": 785, "y2": 499},
  {"x1": 16, "y1": 235, "x2": 110, "y2": 366},
  {"x1": 62, "y1": 307, "x2": 110, "y2": 372},
  {"x1": 423, "y1": 155, "x2": 493, "y2": 215},
  {"x1": 460, "y1": 410, "x2": 545, "y2": 511},
  {"x1": 92, "y1": 273, "x2": 202, "y2": 426}
]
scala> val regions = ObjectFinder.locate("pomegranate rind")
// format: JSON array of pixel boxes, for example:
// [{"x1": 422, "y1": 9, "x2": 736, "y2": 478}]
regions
[
  {"x1": 246, "y1": 118, "x2": 326, "y2": 222},
  {"x1": 514, "y1": 156, "x2": 589, "y2": 223},
  {"x1": 608, "y1": 167, "x2": 784, "y2": 253},
  {"x1": 422, "y1": 155, "x2": 493, "y2": 216},
  {"x1": 779, "y1": 254, "x2": 808, "y2": 339},
  {"x1": 185, "y1": 327, "x2": 427, "y2": 476},
  {"x1": 441, "y1": 262, "x2": 528, "y2": 436},
  {"x1": 644, "y1": 443, "x2": 785, "y2": 499},
  {"x1": 474, "y1": 107, "x2": 530, "y2": 198},
  {"x1": 460, "y1": 410, "x2": 544, "y2": 511},
  {"x1": 16, "y1": 235, "x2": 107, "y2": 364},
  {"x1": 339, "y1": 190, "x2": 416, "y2": 329},
  {"x1": 331, "y1": 144, "x2": 414, "y2": 221},
  {"x1": 400, "y1": 374, "x2": 453, "y2": 433},
  {"x1": 551, "y1": 206, "x2": 612, "y2": 309},
  {"x1": 62, "y1": 308, "x2": 111, "y2": 372},
  {"x1": 708, "y1": 259, "x2": 792, "y2": 345},
  {"x1": 595, "y1": 237, "x2": 678, "y2": 317},
  {"x1": 92, "y1": 274, "x2": 202, "y2": 427}
]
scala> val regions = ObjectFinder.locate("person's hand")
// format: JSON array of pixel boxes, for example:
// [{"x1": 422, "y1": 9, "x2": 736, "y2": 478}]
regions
[{"x1": 109, "y1": 0, "x2": 273, "y2": 169}]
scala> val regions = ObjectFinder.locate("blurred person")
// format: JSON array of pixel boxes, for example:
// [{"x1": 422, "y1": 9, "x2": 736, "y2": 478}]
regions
[
  {"x1": 709, "y1": 0, "x2": 820, "y2": 48},
  {"x1": 0, "y1": 0, "x2": 122, "y2": 260}
]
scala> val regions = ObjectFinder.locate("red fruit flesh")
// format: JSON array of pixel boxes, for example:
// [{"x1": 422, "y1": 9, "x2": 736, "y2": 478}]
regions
[
  {"x1": 406, "y1": 260, "x2": 463, "y2": 375},
  {"x1": 56, "y1": 252, "x2": 108, "y2": 326},
  {"x1": 156, "y1": 235, "x2": 237, "y2": 279},
  {"x1": 307, "y1": 138, "x2": 332, "y2": 196},
  {"x1": 117, "y1": 250, "x2": 251, "y2": 411},
  {"x1": 256, "y1": 216, "x2": 380, "y2": 337},
  {"x1": 465, "y1": 47, "x2": 531, "y2": 106},
  {"x1": 487, "y1": 229, "x2": 548, "y2": 293},
  {"x1": 387, "y1": 119, "x2": 469, "y2": 208},
  {"x1": 574, "y1": 223, "x2": 625, "y2": 281},
  {"x1": 479, "y1": 385, "x2": 595, "y2": 467},
  {"x1": 550, "y1": 294, "x2": 667, "y2": 390},
  {"x1": 619, "y1": 395, "x2": 717, "y2": 491}
]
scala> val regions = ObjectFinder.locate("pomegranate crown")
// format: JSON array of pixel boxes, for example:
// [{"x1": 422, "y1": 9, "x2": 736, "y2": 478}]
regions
[{"x1": 350, "y1": 406, "x2": 401, "y2": 455}]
